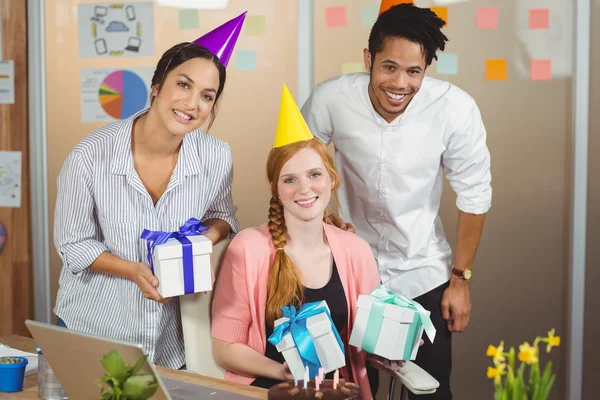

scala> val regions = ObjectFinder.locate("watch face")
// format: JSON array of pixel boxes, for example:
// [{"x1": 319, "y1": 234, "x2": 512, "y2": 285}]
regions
[{"x1": 463, "y1": 269, "x2": 472, "y2": 280}]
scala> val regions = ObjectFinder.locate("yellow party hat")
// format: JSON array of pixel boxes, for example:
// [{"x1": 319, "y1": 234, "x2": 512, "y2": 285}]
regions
[{"x1": 273, "y1": 84, "x2": 313, "y2": 148}]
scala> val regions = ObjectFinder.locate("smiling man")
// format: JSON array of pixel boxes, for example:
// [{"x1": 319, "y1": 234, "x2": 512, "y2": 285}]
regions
[{"x1": 301, "y1": 4, "x2": 492, "y2": 399}]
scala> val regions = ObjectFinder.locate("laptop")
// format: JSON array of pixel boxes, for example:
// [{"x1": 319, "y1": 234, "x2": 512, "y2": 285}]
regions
[
  {"x1": 125, "y1": 37, "x2": 141, "y2": 52},
  {"x1": 25, "y1": 320, "x2": 256, "y2": 400}
]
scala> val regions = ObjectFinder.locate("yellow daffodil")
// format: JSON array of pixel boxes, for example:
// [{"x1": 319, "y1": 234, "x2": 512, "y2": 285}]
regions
[
  {"x1": 518, "y1": 342, "x2": 539, "y2": 364},
  {"x1": 486, "y1": 341, "x2": 506, "y2": 366},
  {"x1": 544, "y1": 328, "x2": 561, "y2": 353},
  {"x1": 487, "y1": 363, "x2": 506, "y2": 385}
]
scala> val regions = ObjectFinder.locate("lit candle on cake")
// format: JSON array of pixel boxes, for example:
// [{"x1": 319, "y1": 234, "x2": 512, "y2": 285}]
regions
[
  {"x1": 315, "y1": 373, "x2": 320, "y2": 391},
  {"x1": 333, "y1": 369, "x2": 339, "y2": 389},
  {"x1": 303, "y1": 366, "x2": 309, "y2": 389}
]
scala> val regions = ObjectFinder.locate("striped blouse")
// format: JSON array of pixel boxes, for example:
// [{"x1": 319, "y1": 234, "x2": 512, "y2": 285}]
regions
[{"x1": 53, "y1": 109, "x2": 240, "y2": 369}]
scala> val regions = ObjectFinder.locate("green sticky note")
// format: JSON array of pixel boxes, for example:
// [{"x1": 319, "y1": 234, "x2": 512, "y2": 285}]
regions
[
  {"x1": 178, "y1": 9, "x2": 199, "y2": 30},
  {"x1": 236, "y1": 50, "x2": 256, "y2": 71},
  {"x1": 244, "y1": 15, "x2": 266, "y2": 36},
  {"x1": 436, "y1": 53, "x2": 458, "y2": 75},
  {"x1": 342, "y1": 62, "x2": 364, "y2": 75},
  {"x1": 360, "y1": 5, "x2": 379, "y2": 27}
]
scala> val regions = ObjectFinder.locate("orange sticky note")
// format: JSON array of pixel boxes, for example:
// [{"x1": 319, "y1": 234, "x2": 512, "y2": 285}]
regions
[
  {"x1": 326, "y1": 6, "x2": 347, "y2": 28},
  {"x1": 430, "y1": 7, "x2": 448, "y2": 26},
  {"x1": 476, "y1": 7, "x2": 499, "y2": 29},
  {"x1": 529, "y1": 9, "x2": 549, "y2": 29},
  {"x1": 530, "y1": 59, "x2": 552, "y2": 80},
  {"x1": 379, "y1": 0, "x2": 414, "y2": 15},
  {"x1": 486, "y1": 59, "x2": 507, "y2": 80}
]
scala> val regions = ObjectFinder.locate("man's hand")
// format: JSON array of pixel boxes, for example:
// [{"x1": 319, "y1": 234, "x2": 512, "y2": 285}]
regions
[
  {"x1": 367, "y1": 354, "x2": 404, "y2": 372},
  {"x1": 324, "y1": 213, "x2": 356, "y2": 233},
  {"x1": 441, "y1": 277, "x2": 471, "y2": 332}
]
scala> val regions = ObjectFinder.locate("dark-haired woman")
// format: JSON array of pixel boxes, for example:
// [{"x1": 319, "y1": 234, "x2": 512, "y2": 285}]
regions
[{"x1": 53, "y1": 42, "x2": 239, "y2": 369}]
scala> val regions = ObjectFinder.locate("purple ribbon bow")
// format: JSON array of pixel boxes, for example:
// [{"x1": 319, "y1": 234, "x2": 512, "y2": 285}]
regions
[{"x1": 140, "y1": 218, "x2": 208, "y2": 295}]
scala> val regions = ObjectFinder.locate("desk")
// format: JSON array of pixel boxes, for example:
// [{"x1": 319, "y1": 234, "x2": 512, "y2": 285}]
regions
[{"x1": 0, "y1": 335, "x2": 267, "y2": 400}]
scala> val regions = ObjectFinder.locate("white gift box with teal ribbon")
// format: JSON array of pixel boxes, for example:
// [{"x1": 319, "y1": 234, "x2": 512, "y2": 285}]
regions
[
  {"x1": 349, "y1": 285, "x2": 436, "y2": 361},
  {"x1": 269, "y1": 301, "x2": 346, "y2": 381},
  {"x1": 140, "y1": 218, "x2": 213, "y2": 298}
]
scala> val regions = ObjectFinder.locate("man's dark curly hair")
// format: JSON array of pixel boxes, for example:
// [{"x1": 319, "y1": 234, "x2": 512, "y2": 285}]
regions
[{"x1": 368, "y1": 4, "x2": 448, "y2": 66}]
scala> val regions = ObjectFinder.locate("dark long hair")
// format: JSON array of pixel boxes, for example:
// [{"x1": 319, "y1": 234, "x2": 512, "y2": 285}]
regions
[{"x1": 150, "y1": 42, "x2": 227, "y2": 130}]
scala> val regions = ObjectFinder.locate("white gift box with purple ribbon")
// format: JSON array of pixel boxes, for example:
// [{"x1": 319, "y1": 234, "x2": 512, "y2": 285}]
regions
[{"x1": 141, "y1": 218, "x2": 213, "y2": 298}]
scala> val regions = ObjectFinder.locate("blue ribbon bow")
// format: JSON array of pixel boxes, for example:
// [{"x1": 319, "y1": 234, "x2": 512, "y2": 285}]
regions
[
  {"x1": 140, "y1": 218, "x2": 208, "y2": 295},
  {"x1": 268, "y1": 301, "x2": 344, "y2": 379}
]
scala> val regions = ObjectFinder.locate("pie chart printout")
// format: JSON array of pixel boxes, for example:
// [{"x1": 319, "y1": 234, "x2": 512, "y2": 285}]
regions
[{"x1": 98, "y1": 70, "x2": 148, "y2": 119}]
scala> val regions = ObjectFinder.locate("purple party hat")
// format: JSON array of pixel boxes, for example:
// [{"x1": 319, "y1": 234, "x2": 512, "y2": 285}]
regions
[{"x1": 192, "y1": 11, "x2": 247, "y2": 67}]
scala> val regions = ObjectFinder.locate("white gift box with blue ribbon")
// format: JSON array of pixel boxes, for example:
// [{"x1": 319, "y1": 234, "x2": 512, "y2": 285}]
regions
[
  {"x1": 140, "y1": 218, "x2": 213, "y2": 298},
  {"x1": 151, "y1": 235, "x2": 212, "y2": 298},
  {"x1": 349, "y1": 285, "x2": 436, "y2": 361},
  {"x1": 269, "y1": 301, "x2": 346, "y2": 381}
]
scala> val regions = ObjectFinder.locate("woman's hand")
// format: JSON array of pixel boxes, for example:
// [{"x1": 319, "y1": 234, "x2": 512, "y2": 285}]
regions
[
  {"x1": 277, "y1": 362, "x2": 294, "y2": 381},
  {"x1": 130, "y1": 262, "x2": 169, "y2": 303}
]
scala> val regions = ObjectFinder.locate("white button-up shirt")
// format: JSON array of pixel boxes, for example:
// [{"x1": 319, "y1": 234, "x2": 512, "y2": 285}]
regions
[
  {"x1": 53, "y1": 109, "x2": 239, "y2": 368},
  {"x1": 301, "y1": 73, "x2": 492, "y2": 299}
]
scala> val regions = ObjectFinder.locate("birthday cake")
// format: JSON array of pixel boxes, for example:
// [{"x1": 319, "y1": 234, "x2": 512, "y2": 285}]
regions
[{"x1": 267, "y1": 379, "x2": 362, "y2": 400}]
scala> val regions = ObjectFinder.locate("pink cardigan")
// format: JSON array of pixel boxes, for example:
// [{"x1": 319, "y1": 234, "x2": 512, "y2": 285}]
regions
[{"x1": 211, "y1": 223, "x2": 381, "y2": 399}]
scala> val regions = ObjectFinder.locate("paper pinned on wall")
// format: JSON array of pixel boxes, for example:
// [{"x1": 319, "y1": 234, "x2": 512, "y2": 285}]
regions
[
  {"x1": 342, "y1": 62, "x2": 364, "y2": 75},
  {"x1": 235, "y1": 50, "x2": 256, "y2": 71},
  {"x1": 80, "y1": 67, "x2": 154, "y2": 123},
  {"x1": 476, "y1": 7, "x2": 499, "y2": 30},
  {"x1": 529, "y1": 9, "x2": 549, "y2": 29},
  {"x1": 360, "y1": 5, "x2": 379, "y2": 27},
  {"x1": 77, "y1": 2, "x2": 155, "y2": 58},
  {"x1": 325, "y1": 6, "x2": 347, "y2": 28},
  {"x1": 178, "y1": 9, "x2": 199, "y2": 30},
  {"x1": 485, "y1": 59, "x2": 507, "y2": 81},
  {"x1": 244, "y1": 15, "x2": 266, "y2": 36},
  {"x1": 530, "y1": 59, "x2": 552, "y2": 81},
  {"x1": 0, "y1": 61, "x2": 15, "y2": 104},
  {"x1": 436, "y1": 53, "x2": 458, "y2": 75},
  {"x1": 0, "y1": 151, "x2": 22, "y2": 208},
  {"x1": 380, "y1": 0, "x2": 414, "y2": 15},
  {"x1": 429, "y1": 7, "x2": 448, "y2": 26}
]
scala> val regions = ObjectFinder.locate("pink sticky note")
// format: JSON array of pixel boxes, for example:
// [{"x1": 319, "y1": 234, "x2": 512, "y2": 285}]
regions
[
  {"x1": 529, "y1": 9, "x2": 549, "y2": 29},
  {"x1": 531, "y1": 59, "x2": 552, "y2": 80},
  {"x1": 326, "y1": 6, "x2": 347, "y2": 28},
  {"x1": 476, "y1": 7, "x2": 499, "y2": 29}
]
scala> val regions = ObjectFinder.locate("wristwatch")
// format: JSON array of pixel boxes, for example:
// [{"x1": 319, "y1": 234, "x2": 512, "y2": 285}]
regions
[{"x1": 451, "y1": 266, "x2": 472, "y2": 281}]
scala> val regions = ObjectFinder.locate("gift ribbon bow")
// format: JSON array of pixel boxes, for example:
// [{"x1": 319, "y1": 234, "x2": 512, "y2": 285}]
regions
[
  {"x1": 362, "y1": 285, "x2": 436, "y2": 355},
  {"x1": 268, "y1": 302, "x2": 344, "y2": 379},
  {"x1": 140, "y1": 218, "x2": 208, "y2": 295}
]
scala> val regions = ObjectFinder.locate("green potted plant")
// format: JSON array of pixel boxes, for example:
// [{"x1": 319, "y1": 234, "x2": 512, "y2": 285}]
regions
[
  {"x1": 97, "y1": 350, "x2": 158, "y2": 400},
  {"x1": 486, "y1": 329, "x2": 560, "y2": 400}
]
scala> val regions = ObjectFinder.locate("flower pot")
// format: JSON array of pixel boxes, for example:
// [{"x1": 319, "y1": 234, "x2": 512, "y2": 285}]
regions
[{"x1": 0, "y1": 356, "x2": 29, "y2": 392}]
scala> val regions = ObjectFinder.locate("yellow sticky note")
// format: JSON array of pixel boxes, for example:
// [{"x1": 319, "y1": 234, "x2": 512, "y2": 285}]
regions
[
  {"x1": 430, "y1": 7, "x2": 448, "y2": 26},
  {"x1": 342, "y1": 62, "x2": 364, "y2": 75},
  {"x1": 244, "y1": 15, "x2": 266, "y2": 36},
  {"x1": 486, "y1": 59, "x2": 507, "y2": 80}
]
